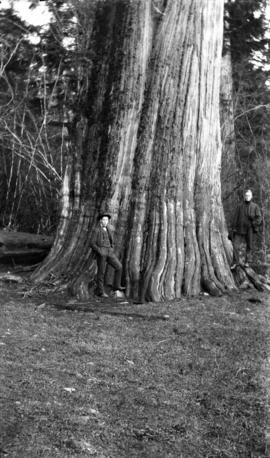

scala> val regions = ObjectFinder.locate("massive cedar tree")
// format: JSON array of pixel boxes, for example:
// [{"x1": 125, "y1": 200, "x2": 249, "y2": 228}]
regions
[{"x1": 32, "y1": 0, "x2": 235, "y2": 301}]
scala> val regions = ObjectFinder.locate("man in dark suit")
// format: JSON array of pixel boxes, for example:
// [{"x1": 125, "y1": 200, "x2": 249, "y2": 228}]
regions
[
  {"x1": 90, "y1": 213, "x2": 125, "y2": 297},
  {"x1": 230, "y1": 189, "x2": 262, "y2": 268}
]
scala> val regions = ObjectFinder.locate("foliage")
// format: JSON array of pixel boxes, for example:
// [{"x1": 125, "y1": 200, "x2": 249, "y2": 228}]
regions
[
  {"x1": 225, "y1": 0, "x2": 270, "y2": 259},
  {"x1": 0, "y1": 1, "x2": 98, "y2": 233},
  {"x1": 225, "y1": 0, "x2": 268, "y2": 60},
  {"x1": 0, "y1": 8, "x2": 63, "y2": 233}
]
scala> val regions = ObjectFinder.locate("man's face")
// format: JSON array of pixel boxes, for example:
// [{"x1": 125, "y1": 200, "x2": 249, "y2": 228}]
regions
[
  {"x1": 244, "y1": 191, "x2": 252, "y2": 202},
  {"x1": 100, "y1": 216, "x2": 109, "y2": 227}
]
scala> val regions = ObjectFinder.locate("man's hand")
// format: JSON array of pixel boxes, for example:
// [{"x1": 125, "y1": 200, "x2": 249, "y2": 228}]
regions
[{"x1": 228, "y1": 230, "x2": 235, "y2": 241}]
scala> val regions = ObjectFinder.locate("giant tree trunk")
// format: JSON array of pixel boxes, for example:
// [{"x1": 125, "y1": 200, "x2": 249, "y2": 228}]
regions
[{"x1": 32, "y1": 0, "x2": 236, "y2": 301}]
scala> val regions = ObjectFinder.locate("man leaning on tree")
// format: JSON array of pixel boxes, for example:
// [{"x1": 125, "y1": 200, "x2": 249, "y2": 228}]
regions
[
  {"x1": 90, "y1": 213, "x2": 125, "y2": 297},
  {"x1": 230, "y1": 189, "x2": 262, "y2": 269}
]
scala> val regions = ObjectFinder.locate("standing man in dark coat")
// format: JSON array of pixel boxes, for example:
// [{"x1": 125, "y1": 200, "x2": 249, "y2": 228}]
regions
[
  {"x1": 90, "y1": 213, "x2": 125, "y2": 297},
  {"x1": 230, "y1": 189, "x2": 262, "y2": 268}
]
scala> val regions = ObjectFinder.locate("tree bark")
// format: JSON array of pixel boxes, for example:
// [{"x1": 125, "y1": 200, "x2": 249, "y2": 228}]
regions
[
  {"x1": 32, "y1": 0, "x2": 236, "y2": 301},
  {"x1": 220, "y1": 19, "x2": 239, "y2": 225}
]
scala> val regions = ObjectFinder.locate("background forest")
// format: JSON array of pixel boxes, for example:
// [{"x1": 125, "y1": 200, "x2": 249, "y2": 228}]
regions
[{"x1": 0, "y1": 0, "x2": 270, "y2": 259}]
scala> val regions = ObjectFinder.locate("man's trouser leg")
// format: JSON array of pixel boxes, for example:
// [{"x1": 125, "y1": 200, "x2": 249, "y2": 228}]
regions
[
  {"x1": 232, "y1": 233, "x2": 240, "y2": 265},
  {"x1": 106, "y1": 253, "x2": 123, "y2": 290},
  {"x1": 96, "y1": 254, "x2": 107, "y2": 294},
  {"x1": 233, "y1": 234, "x2": 246, "y2": 265},
  {"x1": 246, "y1": 227, "x2": 253, "y2": 262}
]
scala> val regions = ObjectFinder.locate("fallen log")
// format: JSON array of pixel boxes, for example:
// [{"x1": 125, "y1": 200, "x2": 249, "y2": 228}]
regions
[
  {"x1": 232, "y1": 263, "x2": 267, "y2": 292},
  {"x1": 243, "y1": 265, "x2": 265, "y2": 292},
  {"x1": 0, "y1": 273, "x2": 24, "y2": 283},
  {"x1": 0, "y1": 230, "x2": 53, "y2": 263}
]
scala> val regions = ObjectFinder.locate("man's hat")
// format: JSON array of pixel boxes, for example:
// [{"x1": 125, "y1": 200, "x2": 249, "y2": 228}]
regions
[{"x1": 98, "y1": 213, "x2": 111, "y2": 220}]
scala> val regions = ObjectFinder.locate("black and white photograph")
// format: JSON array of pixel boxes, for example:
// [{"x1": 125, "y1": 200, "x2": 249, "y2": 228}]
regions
[{"x1": 0, "y1": 0, "x2": 270, "y2": 456}]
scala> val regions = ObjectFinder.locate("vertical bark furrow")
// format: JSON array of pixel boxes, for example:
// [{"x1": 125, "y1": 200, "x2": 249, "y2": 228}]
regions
[
  {"x1": 220, "y1": 46, "x2": 238, "y2": 220},
  {"x1": 149, "y1": 200, "x2": 168, "y2": 301},
  {"x1": 175, "y1": 200, "x2": 185, "y2": 296},
  {"x1": 162, "y1": 200, "x2": 177, "y2": 300},
  {"x1": 138, "y1": 205, "x2": 160, "y2": 302}
]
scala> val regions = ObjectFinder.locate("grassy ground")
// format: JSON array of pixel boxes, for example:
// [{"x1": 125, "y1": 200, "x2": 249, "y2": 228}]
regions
[{"x1": 0, "y1": 282, "x2": 270, "y2": 457}]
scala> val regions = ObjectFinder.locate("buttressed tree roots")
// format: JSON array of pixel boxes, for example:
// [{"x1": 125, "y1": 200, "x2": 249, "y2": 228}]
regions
[{"x1": 32, "y1": 0, "x2": 236, "y2": 301}]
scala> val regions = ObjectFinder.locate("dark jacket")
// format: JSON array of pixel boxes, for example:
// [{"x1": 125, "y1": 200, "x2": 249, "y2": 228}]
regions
[
  {"x1": 232, "y1": 201, "x2": 262, "y2": 235},
  {"x1": 90, "y1": 225, "x2": 114, "y2": 255}
]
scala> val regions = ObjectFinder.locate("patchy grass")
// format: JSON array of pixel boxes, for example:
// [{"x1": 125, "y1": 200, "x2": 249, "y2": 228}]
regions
[{"x1": 0, "y1": 285, "x2": 270, "y2": 457}]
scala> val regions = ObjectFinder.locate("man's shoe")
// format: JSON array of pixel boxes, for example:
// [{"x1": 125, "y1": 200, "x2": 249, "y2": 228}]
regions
[
  {"x1": 244, "y1": 262, "x2": 249, "y2": 268},
  {"x1": 99, "y1": 292, "x2": 109, "y2": 298},
  {"x1": 115, "y1": 286, "x2": 126, "y2": 291}
]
